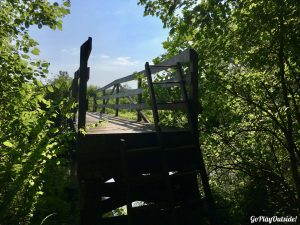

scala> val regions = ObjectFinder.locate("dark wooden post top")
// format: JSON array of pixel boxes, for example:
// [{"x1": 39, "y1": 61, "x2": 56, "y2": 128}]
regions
[{"x1": 78, "y1": 37, "x2": 92, "y2": 131}]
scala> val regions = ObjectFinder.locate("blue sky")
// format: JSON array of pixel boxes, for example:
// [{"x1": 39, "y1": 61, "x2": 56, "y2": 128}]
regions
[{"x1": 30, "y1": 0, "x2": 169, "y2": 86}]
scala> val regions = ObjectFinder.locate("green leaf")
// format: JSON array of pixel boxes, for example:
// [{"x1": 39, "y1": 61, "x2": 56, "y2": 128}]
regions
[
  {"x1": 22, "y1": 54, "x2": 30, "y2": 59},
  {"x1": 56, "y1": 21, "x2": 62, "y2": 31},
  {"x1": 36, "y1": 80, "x2": 43, "y2": 87},
  {"x1": 3, "y1": 141, "x2": 14, "y2": 148},
  {"x1": 47, "y1": 85, "x2": 54, "y2": 92},
  {"x1": 31, "y1": 47, "x2": 40, "y2": 56},
  {"x1": 63, "y1": 1, "x2": 71, "y2": 7},
  {"x1": 41, "y1": 62, "x2": 49, "y2": 67}
]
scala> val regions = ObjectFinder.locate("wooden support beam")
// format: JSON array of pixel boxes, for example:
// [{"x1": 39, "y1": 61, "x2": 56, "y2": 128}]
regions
[
  {"x1": 102, "y1": 90, "x2": 106, "y2": 114},
  {"x1": 115, "y1": 84, "x2": 119, "y2": 117},
  {"x1": 101, "y1": 88, "x2": 144, "y2": 100},
  {"x1": 119, "y1": 84, "x2": 150, "y2": 123},
  {"x1": 137, "y1": 78, "x2": 142, "y2": 122},
  {"x1": 78, "y1": 37, "x2": 92, "y2": 131}
]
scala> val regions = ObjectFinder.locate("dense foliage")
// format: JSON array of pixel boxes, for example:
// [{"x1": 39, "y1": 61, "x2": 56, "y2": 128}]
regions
[
  {"x1": 0, "y1": 1, "x2": 75, "y2": 224},
  {"x1": 138, "y1": 0, "x2": 300, "y2": 223}
]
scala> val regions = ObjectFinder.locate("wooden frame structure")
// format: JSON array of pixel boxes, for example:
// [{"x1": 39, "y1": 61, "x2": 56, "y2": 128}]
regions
[{"x1": 70, "y1": 38, "x2": 217, "y2": 225}]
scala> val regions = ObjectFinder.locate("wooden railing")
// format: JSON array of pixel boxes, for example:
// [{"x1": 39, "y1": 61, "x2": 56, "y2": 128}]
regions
[
  {"x1": 92, "y1": 48, "x2": 199, "y2": 123},
  {"x1": 71, "y1": 38, "x2": 199, "y2": 130}
]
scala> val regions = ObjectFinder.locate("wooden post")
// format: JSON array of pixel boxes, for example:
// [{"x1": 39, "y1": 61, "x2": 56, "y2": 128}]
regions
[
  {"x1": 189, "y1": 49, "x2": 219, "y2": 225},
  {"x1": 189, "y1": 48, "x2": 200, "y2": 118},
  {"x1": 102, "y1": 90, "x2": 106, "y2": 114},
  {"x1": 78, "y1": 37, "x2": 92, "y2": 131},
  {"x1": 137, "y1": 78, "x2": 142, "y2": 122},
  {"x1": 115, "y1": 84, "x2": 119, "y2": 117}
]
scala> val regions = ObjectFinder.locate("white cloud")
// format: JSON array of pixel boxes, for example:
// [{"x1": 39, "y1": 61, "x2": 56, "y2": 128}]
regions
[
  {"x1": 60, "y1": 47, "x2": 79, "y2": 56},
  {"x1": 100, "y1": 54, "x2": 110, "y2": 59},
  {"x1": 89, "y1": 55, "x2": 142, "y2": 86},
  {"x1": 112, "y1": 57, "x2": 139, "y2": 66}
]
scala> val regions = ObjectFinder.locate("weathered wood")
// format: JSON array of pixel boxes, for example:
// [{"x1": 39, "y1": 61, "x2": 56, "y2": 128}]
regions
[
  {"x1": 102, "y1": 90, "x2": 106, "y2": 113},
  {"x1": 137, "y1": 78, "x2": 142, "y2": 122},
  {"x1": 148, "y1": 49, "x2": 191, "y2": 74},
  {"x1": 78, "y1": 37, "x2": 92, "y2": 131},
  {"x1": 105, "y1": 103, "x2": 148, "y2": 110},
  {"x1": 115, "y1": 84, "x2": 119, "y2": 117},
  {"x1": 98, "y1": 49, "x2": 193, "y2": 92},
  {"x1": 98, "y1": 74, "x2": 136, "y2": 91},
  {"x1": 103, "y1": 102, "x2": 187, "y2": 111},
  {"x1": 154, "y1": 81, "x2": 181, "y2": 88},
  {"x1": 120, "y1": 139, "x2": 133, "y2": 224},
  {"x1": 101, "y1": 88, "x2": 144, "y2": 100},
  {"x1": 102, "y1": 85, "x2": 116, "y2": 112},
  {"x1": 189, "y1": 48, "x2": 200, "y2": 116},
  {"x1": 74, "y1": 48, "x2": 217, "y2": 225},
  {"x1": 119, "y1": 84, "x2": 150, "y2": 123}
]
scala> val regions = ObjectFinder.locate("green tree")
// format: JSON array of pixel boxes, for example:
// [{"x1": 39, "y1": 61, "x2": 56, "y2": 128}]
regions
[
  {"x1": 87, "y1": 85, "x2": 100, "y2": 112},
  {"x1": 0, "y1": 1, "x2": 72, "y2": 224},
  {"x1": 47, "y1": 71, "x2": 73, "y2": 100},
  {"x1": 138, "y1": 0, "x2": 300, "y2": 222}
]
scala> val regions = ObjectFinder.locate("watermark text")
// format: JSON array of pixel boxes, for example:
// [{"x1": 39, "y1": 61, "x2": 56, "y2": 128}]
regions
[{"x1": 250, "y1": 216, "x2": 297, "y2": 224}]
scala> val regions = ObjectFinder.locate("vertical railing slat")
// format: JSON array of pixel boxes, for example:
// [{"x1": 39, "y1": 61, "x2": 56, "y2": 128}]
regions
[
  {"x1": 115, "y1": 84, "x2": 119, "y2": 116},
  {"x1": 137, "y1": 78, "x2": 142, "y2": 122}
]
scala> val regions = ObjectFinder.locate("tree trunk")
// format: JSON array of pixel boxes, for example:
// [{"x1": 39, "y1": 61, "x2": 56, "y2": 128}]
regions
[{"x1": 278, "y1": 15, "x2": 300, "y2": 205}]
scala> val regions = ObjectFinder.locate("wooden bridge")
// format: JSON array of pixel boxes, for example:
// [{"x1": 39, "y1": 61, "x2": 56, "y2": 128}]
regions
[{"x1": 71, "y1": 37, "x2": 217, "y2": 225}]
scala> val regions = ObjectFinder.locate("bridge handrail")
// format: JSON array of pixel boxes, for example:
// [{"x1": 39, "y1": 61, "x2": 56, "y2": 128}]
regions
[
  {"x1": 96, "y1": 48, "x2": 199, "y2": 122},
  {"x1": 97, "y1": 48, "x2": 193, "y2": 92},
  {"x1": 70, "y1": 40, "x2": 199, "y2": 128}
]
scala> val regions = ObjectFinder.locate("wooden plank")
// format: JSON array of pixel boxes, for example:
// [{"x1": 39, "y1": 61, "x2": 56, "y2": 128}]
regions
[
  {"x1": 105, "y1": 103, "x2": 148, "y2": 110},
  {"x1": 85, "y1": 113, "x2": 155, "y2": 134},
  {"x1": 104, "y1": 102, "x2": 187, "y2": 111},
  {"x1": 115, "y1": 84, "x2": 119, "y2": 116},
  {"x1": 154, "y1": 81, "x2": 181, "y2": 88},
  {"x1": 119, "y1": 84, "x2": 150, "y2": 123},
  {"x1": 148, "y1": 49, "x2": 192, "y2": 74},
  {"x1": 102, "y1": 90, "x2": 106, "y2": 113},
  {"x1": 98, "y1": 74, "x2": 136, "y2": 91},
  {"x1": 102, "y1": 85, "x2": 116, "y2": 113},
  {"x1": 101, "y1": 88, "x2": 144, "y2": 100},
  {"x1": 120, "y1": 139, "x2": 133, "y2": 224},
  {"x1": 137, "y1": 78, "x2": 142, "y2": 121}
]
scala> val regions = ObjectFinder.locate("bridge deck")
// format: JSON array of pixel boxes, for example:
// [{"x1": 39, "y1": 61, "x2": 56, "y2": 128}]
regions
[{"x1": 85, "y1": 112, "x2": 155, "y2": 134}]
